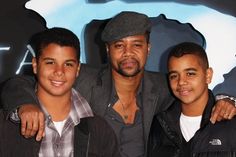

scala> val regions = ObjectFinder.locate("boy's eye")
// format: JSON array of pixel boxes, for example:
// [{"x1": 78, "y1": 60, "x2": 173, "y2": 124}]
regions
[
  {"x1": 65, "y1": 62, "x2": 74, "y2": 67},
  {"x1": 45, "y1": 61, "x2": 54, "y2": 64},
  {"x1": 169, "y1": 74, "x2": 178, "y2": 80}
]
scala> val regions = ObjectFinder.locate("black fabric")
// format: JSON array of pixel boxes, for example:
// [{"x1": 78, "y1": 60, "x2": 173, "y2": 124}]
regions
[
  {"x1": 1, "y1": 75, "x2": 37, "y2": 117},
  {"x1": 148, "y1": 90, "x2": 236, "y2": 157},
  {"x1": 0, "y1": 110, "x2": 120, "y2": 157}
]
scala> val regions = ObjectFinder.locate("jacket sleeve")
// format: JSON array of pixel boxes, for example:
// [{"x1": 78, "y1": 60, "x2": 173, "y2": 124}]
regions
[{"x1": 0, "y1": 75, "x2": 38, "y2": 118}]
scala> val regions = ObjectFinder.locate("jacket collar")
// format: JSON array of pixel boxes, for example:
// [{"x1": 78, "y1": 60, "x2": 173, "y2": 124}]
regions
[
  {"x1": 142, "y1": 71, "x2": 163, "y2": 142},
  {"x1": 200, "y1": 90, "x2": 215, "y2": 128},
  {"x1": 90, "y1": 65, "x2": 113, "y2": 116},
  {"x1": 92, "y1": 66, "x2": 161, "y2": 135},
  {"x1": 164, "y1": 89, "x2": 215, "y2": 125},
  {"x1": 158, "y1": 90, "x2": 215, "y2": 145}
]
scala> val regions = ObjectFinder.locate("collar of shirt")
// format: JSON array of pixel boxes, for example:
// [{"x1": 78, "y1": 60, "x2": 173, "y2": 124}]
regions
[
  {"x1": 39, "y1": 88, "x2": 94, "y2": 126},
  {"x1": 110, "y1": 78, "x2": 143, "y2": 107}
]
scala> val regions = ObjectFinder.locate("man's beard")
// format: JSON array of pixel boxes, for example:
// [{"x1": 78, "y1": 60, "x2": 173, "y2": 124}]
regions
[{"x1": 113, "y1": 59, "x2": 142, "y2": 77}]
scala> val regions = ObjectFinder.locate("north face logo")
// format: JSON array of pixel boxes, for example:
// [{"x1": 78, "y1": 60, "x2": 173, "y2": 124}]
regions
[{"x1": 209, "y1": 139, "x2": 222, "y2": 145}]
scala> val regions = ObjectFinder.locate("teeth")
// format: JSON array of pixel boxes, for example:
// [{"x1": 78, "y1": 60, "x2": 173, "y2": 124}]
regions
[{"x1": 51, "y1": 80, "x2": 64, "y2": 86}]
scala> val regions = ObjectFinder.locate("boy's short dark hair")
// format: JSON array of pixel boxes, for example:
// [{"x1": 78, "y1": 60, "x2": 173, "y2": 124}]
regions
[
  {"x1": 29, "y1": 27, "x2": 80, "y2": 61},
  {"x1": 168, "y1": 42, "x2": 209, "y2": 69}
]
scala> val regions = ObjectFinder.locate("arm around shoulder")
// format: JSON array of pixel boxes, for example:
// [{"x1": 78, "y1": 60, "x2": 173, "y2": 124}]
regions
[{"x1": 0, "y1": 75, "x2": 38, "y2": 116}]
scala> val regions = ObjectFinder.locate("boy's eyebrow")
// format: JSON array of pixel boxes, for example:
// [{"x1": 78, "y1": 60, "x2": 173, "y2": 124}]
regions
[
  {"x1": 42, "y1": 57, "x2": 77, "y2": 62},
  {"x1": 168, "y1": 71, "x2": 177, "y2": 75},
  {"x1": 65, "y1": 59, "x2": 77, "y2": 63},
  {"x1": 42, "y1": 57, "x2": 54, "y2": 61},
  {"x1": 184, "y1": 68, "x2": 197, "y2": 71},
  {"x1": 168, "y1": 68, "x2": 197, "y2": 74}
]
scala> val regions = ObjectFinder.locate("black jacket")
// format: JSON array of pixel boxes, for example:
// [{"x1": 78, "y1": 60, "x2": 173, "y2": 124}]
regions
[
  {"x1": 0, "y1": 110, "x2": 120, "y2": 157},
  {"x1": 148, "y1": 90, "x2": 236, "y2": 157}
]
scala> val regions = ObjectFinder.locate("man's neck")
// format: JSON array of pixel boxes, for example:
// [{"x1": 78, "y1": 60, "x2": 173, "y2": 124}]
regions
[
  {"x1": 37, "y1": 91, "x2": 71, "y2": 122},
  {"x1": 111, "y1": 70, "x2": 143, "y2": 124},
  {"x1": 112, "y1": 70, "x2": 143, "y2": 97}
]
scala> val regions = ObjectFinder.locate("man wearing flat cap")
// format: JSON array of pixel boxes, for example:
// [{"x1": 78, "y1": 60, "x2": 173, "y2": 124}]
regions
[
  {"x1": 96, "y1": 11, "x2": 174, "y2": 156},
  {"x1": 1, "y1": 11, "x2": 236, "y2": 157}
]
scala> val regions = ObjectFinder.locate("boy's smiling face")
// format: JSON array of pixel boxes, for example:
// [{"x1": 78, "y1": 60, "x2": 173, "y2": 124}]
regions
[
  {"x1": 168, "y1": 54, "x2": 213, "y2": 107},
  {"x1": 32, "y1": 43, "x2": 80, "y2": 97}
]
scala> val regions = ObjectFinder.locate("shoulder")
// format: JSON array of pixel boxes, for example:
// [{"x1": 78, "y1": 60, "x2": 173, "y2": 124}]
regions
[
  {"x1": 76, "y1": 64, "x2": 100, "y2": 83},
  {"x1": 144, "y1": 70, "x2": 168, "y2": 85},
  {"x1": 143, "y1": 70, "x2": 171, "y2": 97},
  {"x1": 75, "y1": 64, "x2": 109, "y2": 87},
  {"x1": 143, "y1": 70, "x2": 174, "y2": 112},
  {"x1": 74, "y1": 64, "x2": 100, "y2": 92},
  {"x1": 210, "y1": 117, "x2": 236, "y2": 131},
  {"x1": 195, "y1": 116, "x2": 236, "y2": 141},
  {"x1": 192, "y1": 118, "x2": 236, "y2": 153}
]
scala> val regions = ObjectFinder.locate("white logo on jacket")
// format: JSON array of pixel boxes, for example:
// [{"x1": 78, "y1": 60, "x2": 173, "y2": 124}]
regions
[{"x1": 209, "y1": 139, "x2": 222, "y2": 145}]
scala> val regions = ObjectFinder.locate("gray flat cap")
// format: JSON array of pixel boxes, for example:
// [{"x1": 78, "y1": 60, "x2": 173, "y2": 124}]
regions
[{"x1": 101, "y1": 11, "x2": 151, "y2": 43}]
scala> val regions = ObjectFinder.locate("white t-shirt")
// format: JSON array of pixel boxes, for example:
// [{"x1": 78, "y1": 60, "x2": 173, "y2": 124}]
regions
[
  {"x1": 53, "y1": 119, "x2": 67, "y2": 136},
  {"x1": 180, "y1": 113, "x2": 202, "y2": 142}
]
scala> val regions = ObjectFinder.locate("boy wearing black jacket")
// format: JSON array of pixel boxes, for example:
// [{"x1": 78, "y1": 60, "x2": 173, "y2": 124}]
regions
[{"x1": 149, "y1": 42, "x2": 236, "y2": 157}]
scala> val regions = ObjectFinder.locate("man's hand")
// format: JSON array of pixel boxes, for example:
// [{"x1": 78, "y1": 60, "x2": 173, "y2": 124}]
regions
[
  {"x1": 18, "y1": 104, "x2": 45, "y2": 141},
  {"x1": 210, "y1": 99, "x2": 236, "y2": 124}
]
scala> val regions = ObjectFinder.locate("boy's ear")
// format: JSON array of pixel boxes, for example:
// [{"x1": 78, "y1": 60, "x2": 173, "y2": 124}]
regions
[
  {"x1": 147, "y1": 43, "x2": 151, "y2": 56},
  {"x1": 32, "y1": 57, "x2": 37, "y2": 74},
  {"x1": 76, "y1": 62, "x2": 81, "y2": 77},
  {"x1": 206, "y1": 67, "x2": 213, "y2": 84}
]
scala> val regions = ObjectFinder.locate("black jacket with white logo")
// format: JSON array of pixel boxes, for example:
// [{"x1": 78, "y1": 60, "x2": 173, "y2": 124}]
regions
[{"x1": 148, "y1": 90, "x2": 236, "y2": 157}]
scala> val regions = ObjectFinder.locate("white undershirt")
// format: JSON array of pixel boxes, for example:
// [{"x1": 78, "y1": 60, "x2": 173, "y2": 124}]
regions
[
  {"x1": 180, "y1": 113, "x2": 202, "y2": 142},
  {"x1": 53, "y1": 119, "x2": 67, "y2": 136}
]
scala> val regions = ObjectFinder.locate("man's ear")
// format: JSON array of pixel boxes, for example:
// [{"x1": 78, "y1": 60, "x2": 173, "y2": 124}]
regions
[
  {"x1": 32, "y1": 57, "x2": 37, "y2": 74},
  {"x1": 206, "y1": 67, "x2": 213, "y2": 84},
  {"x1": 76, "y1": 62, "x2": 81, "y2": 77}
]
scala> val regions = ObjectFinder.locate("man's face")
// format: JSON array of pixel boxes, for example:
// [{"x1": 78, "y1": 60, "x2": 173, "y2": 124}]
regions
[
  {"x1": 32, "y1": 43, "x2": 80, "y2": 97},
  {"x1": 168, "y1": 54, "x2": 212, "y2": 106},
  {"x1": 106, "y1": 35, "x2": 150, "y2": 77}
]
